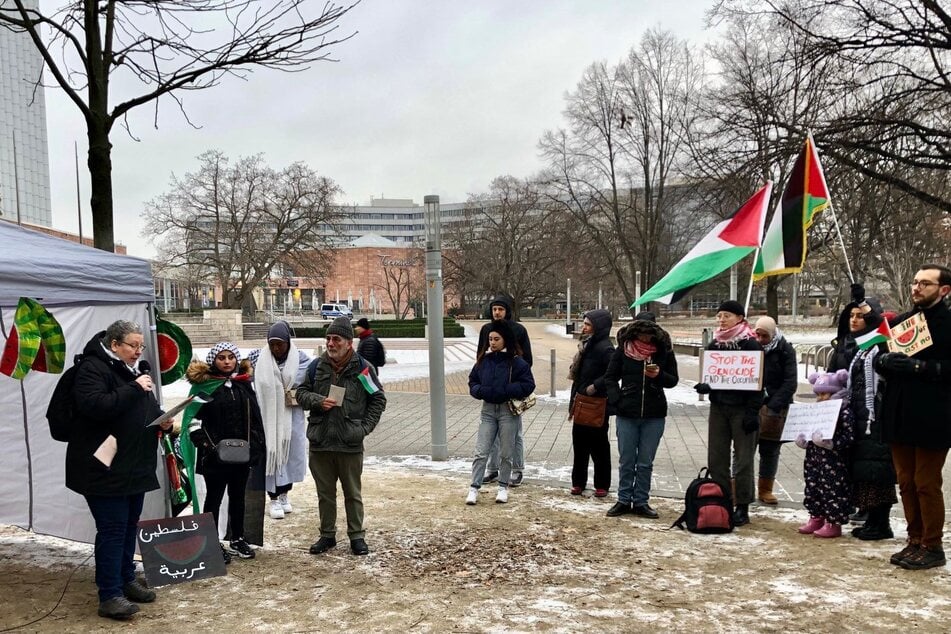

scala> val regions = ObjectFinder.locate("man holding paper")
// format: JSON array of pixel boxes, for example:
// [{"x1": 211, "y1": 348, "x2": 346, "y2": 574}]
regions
[
  {"x1": 876, "y1": 264, "x2": 951, "y2": 570},
  {"x1": 296, "y1": 316, "x2": 386, "y2": 557},
  {"x1": 66, "y1": 320, "x2": 171, "y2": 620}
]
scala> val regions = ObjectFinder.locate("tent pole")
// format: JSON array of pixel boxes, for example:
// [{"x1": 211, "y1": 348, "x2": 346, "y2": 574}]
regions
[{"x1": 147, "y1": 303, "x2": 173, "y2": 518}]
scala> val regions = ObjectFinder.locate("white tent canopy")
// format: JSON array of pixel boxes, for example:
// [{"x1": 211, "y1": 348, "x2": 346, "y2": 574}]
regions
[{"x1": 0, "y1": 221, "x2": 165, "y2": 542}]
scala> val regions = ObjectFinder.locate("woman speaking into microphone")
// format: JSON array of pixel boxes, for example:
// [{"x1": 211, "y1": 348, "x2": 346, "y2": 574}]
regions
[{"x1": 66, "y1": 320, "x2": 171, "y2": 620}]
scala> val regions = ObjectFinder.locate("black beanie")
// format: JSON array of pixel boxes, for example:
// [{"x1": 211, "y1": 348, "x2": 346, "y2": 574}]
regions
[
  {"x1": 717, "y1": 300, "x2": 745, "y2": 317},
  {"x1": 326, "y1": 316, "x2": 354, "y2": 340}
]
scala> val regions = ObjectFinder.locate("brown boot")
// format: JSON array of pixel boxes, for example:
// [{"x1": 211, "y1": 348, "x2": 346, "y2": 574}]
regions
[{"x1": 758, "y1": 478, "x2": 778, "y2": 505}]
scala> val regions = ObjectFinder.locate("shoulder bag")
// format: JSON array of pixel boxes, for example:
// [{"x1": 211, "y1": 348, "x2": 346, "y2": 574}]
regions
[
  {"x1": 572, "y1": 393, "x2": 607, "y2": 427},
  {"x1": 207, "y1": 398, "x2": 251, "y2": 464},
  {"x1": 506, "y1": 362, "x2": 537, "y2": 416}
]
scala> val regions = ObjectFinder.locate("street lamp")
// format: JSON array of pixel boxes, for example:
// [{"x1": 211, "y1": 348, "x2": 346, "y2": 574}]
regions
[{"x1": 424, "y1": 195, "x2": 447, "y2": 461}]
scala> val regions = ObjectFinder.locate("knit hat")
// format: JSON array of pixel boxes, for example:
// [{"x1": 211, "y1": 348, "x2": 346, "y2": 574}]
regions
[
  {"x1": 717, "y1": 300, "x2": 745, "y2": 317},
  {"x1": 754, "y1": 316, "x2": 777, "y2": 339},
  {"x1": 326, "y1": 316, "x2": 354, "y2": 340},
  {"x1": 634, "y1": 311, "x2": 656, "y2": 322},
  {"x1": 206, "y1": 341, "x2": 241, "y2": 365},
  {"x1": 267, "y1": 320, "x2": 293, "y2": 343},
  {"x1": 809, "y1": 370, "x2": 849, "y2": 398},
  {"x1": 356, "y1": 317, "x2": 371, "y2": 330}
]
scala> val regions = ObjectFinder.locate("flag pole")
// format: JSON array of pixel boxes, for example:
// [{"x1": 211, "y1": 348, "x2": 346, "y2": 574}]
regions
[
  {"x1": 826, "y1": 201, "x2": 854, "y2": 283},
  {"x1": 743, "y1": 249, "x2": 758, "y2": 315}
]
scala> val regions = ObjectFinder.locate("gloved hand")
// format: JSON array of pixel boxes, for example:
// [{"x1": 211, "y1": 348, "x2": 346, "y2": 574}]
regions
[
  {"x1": 850, "y1": 282, "x2": 865, "y2": 304},
  {"x1": 812, "y1": 430, "x2": 834, "y2": 450},
  {"x1": 876, "y1": 352, "x2": 924, "y2": 375},
  {"x1": 743, "y1": 409, "x2": 760, "y2": 434},
  {"x1": 795, "y1": 433, "x2": 808, "y2": 450},
  {"x1": 694, "y1": 383, "x2": 712, "y2": 395}
]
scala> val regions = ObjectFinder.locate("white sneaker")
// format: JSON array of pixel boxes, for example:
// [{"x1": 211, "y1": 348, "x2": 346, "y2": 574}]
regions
[
  {"x1": 269, "y1": 499, "x2": 285, "y2": 519},
  {"x1": 495, "y1": 486, "x2": 509, "y2": 504},
  {"x1": 278, "y1": 493, "x2": 293, "y2": 514},
  {"x1": 465, "y1": 487, "x2": 479, "y2": 505}
]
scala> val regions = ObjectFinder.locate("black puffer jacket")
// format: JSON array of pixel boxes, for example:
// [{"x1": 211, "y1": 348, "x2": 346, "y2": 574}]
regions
[
  {"x1": 65, "y1": 332, "x2": 164, "y2": 497},
  {"x1": 568, "y1": 309, "x2": 615, "y2": 421},
  {"x1": 477, "y1": 295, "x2": 533, "y2": 366},
  {"x1": 605, "y1": 320, "x2": 679, "y2": 419},
  {"x1": 849, "y1": 345, "x2": 895, "y2": 485},
  {"x1": 357, "y1": 331, "x2": 386, "y2": 368},
  {"x1": 186, "y1": 360, "x2": 266, "y2": 475},
  {"x1": 762, "y1": 336, "x2": 797, "y2": 412}
]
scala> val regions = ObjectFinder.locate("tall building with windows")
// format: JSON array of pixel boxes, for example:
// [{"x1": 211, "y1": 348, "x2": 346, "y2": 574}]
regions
[
  {"x1": 0, "y1": 0, "x2": 53, "y2": 226},
  {"x1": 333, "y1": 198, "x2": 470, "y2": 245}
]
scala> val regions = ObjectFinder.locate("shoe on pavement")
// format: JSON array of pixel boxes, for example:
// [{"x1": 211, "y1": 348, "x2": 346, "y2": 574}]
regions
[
  {"x1": 849, "y1": 509, "x2": 868, "y2": 524},
  {"x1": 122, "y1": 579, "x2": 156, "y2": 603},
  {"x1": 606, "y1": 502, "x2": 633, "y2": 517},
  {"x1": 269, "y1": 499, "x2": 285, "y2": 519},
  {"x1": 890, "y1": 543, "x2": 921, "y2": 566},
  {"x1": 278, "y1": 493, "x2": 293, "y2": 514},
  {"x1": 309, "y1": 536, "x2": 337, "y2": 554},
  {"x1": 594, "y1": 489, "x2": 608, "y2": 498},
  {"x1": 496, "y1": 486, "x2": 509, "y2": 504},
  {"x1": 813, "y1": 522, "x2": 842, "y2": 538},
  {"x1": 484, "y1": 471, "x2": 499, "y2": 483},
  {"x1": 466, "y1": 487, "x2": 479, "y2": 505},
  {"x1": 98, "y1": 596, "x2": 139, "y2": 620},
  {"x1": 732, "y1": 504, "x2": 750, "y2": 527},
  {"x1": 632, "y1": 504, "x2": 659, "y2": 519},
  {"x1": 230, "y1": 538, "x2": 255, "y2": 559},
  {"x1": 220, "y1": 544, "x2": 232, "y2": 565},
  {"x1": 570, "y1": 486, "x2": 583, "y2": 496},
  {"x1": 350, "y1": 538, "x2": 370, "y2": 556},
  {"x1": 510, "y1": 472, "x2": 524, "y2": 487},
  {"x1": 798, "y1": 516, "x2": 824, "y2": 534},
  {"x1": 900, "y1": 546, "x2": 947, "y2": 570}
]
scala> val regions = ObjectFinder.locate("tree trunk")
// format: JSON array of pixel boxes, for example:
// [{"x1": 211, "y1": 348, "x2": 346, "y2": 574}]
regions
[
  {"x1": 86, "y1": 120, "x2": 115, "y2": 252},
  {"x1": 766, "y1": 277, "x2": 780, "y2": 322}
]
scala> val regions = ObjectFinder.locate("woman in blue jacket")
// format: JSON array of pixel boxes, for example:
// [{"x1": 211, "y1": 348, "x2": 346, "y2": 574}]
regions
[{"x1": 466, "y1": 319, "x2": 535, "y2": 505}]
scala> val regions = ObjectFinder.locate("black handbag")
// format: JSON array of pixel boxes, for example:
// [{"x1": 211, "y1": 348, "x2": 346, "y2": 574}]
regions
[{"x1": 208, "y1": 399, "x2": 251, "y2": 465}]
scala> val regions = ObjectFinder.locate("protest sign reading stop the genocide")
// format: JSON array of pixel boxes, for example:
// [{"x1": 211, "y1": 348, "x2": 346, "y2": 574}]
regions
[{"x1": 699, "y1": 350, "x2": 764, "y2": 391}]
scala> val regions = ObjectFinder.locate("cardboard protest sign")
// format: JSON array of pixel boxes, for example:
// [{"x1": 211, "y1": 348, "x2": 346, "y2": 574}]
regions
[
  {"x1": 781, "y1": 400, "x2": 843, "y2": 442},
  {"x1": 888, "y1": 313, "x2": 933, "y2": 357},
  {"x1": 699, "y1": 350, "x2": 764, "y2": 391},
  {"x1": 137, "y1": 513, "x2": 226, "y2": 587}
]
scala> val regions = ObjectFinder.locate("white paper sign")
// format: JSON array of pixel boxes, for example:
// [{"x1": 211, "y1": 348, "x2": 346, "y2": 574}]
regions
[
  {"x1": 328, "y1": 384, "x2": 346, "y2": 406},
  {"x1": 781, "y1": 400, "x2": 844, "y2": 442},
  {"x1": 699, "y1": 350, "x2": 764, "y2": 391}
]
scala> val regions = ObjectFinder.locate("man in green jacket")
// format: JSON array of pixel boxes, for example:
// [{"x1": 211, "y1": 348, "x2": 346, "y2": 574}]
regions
[{"x1": 296, "y1": 317, "x2": 387, "y2": 556}]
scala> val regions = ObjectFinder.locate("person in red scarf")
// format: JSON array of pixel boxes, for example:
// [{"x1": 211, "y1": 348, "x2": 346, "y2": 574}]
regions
[
  {"x1": 187, "y1": 342, "x2": 266, "y2": 562},
  {"x1": 694, "y1": 301, "x2": 764, "y2": 527}
]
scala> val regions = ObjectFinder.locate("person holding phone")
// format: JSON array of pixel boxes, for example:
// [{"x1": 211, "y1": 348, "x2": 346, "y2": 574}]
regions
[{"x1": 604, "y1": 315, "x2": 679, "y2": 518}]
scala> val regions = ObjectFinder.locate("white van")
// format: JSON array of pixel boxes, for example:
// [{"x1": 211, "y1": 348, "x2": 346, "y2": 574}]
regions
[{"x1": 320, "y1": 303, "x2": 353, "y2": 319}]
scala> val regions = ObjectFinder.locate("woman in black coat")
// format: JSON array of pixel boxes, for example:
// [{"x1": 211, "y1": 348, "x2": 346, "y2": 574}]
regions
[
  {"x1": 187, "y1": 342, "x2": 266, "y2": 562},
  {"x1": 67, "y1": 320, "x2": 168, "y2": 620},
  {"x1": 567, "y1": 309, "x2": 615, "y2": 497},
  {"x1": 604, "y1": 316, "x2": 678, "y2": 518}
]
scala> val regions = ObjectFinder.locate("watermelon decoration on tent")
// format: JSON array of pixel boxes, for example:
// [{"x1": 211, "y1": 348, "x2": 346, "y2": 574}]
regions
[
  {"x1": 0, "y1": 297, "x2": 63, "y2": 380},
  {"x1": 156, "y1": 318, "x2": 192, "y2": 385}
]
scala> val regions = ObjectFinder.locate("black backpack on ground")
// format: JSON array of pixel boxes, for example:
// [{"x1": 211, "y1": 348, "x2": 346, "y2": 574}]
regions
[
  {"x1": 671, "y1": 467, "x2": 734, "y2": 534},
  {"x1": 46, "y1": 354, "x2": 85, "y2": 442}
]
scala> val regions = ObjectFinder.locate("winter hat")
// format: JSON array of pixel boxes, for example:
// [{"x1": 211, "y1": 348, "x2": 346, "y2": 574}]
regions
[
  {"x1": 206, "y1": 341, "x2": 241, "y2": 365},
  {"x1": 634, "y1": 311, "x2": 656, "y2": 322},
  {"x1": 356, "y1": 317, "x2": 371, "y2": 330},
  {"x1": 754, "y1": 316, "x2": 777, "y2": 339},
  {"x1": 717, "y1": 300, "x2": 745, "y2": 317},
  {"x1": 584, "y1": 309, "x2": 613, "y2": 337},
  {"x1": 326, "y1": 316, "x2": 354, "y2": 340},
  {"x1": 809, "y1": 369, "x2": 849, "y2": 399},
  {"x1": 267, "y1": 320, "x2": 293, "y2": 343}
]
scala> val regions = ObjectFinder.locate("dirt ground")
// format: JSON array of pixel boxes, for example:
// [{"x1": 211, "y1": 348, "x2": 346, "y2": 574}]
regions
[{"x1": 2, "y1": 466, "x2": 951, "y2": 633}]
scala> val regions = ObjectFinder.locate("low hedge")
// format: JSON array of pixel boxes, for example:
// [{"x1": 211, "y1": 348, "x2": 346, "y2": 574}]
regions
[{"x1": 295, "y1": 318, "x2": 464, "y2": 339}]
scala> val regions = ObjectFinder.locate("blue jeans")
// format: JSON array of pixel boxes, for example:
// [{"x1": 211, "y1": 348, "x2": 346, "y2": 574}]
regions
[
  {"x1": 487, "y1": 418, "x2": 524, "y2": 473},
  {"x1": 85, "y1": 492, "x2": 145, "y2": 602},
  {"x1": 471, "y1": 403, "x2": 519, "y2": 488},
  {"x1": 615, "y1": 416, "x2": 665, "y2": 506}
]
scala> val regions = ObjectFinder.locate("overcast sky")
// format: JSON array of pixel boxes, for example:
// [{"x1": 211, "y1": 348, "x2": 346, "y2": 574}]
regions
[{"x1": 44, "y1": 1, "x2": 719, "y2": 258}]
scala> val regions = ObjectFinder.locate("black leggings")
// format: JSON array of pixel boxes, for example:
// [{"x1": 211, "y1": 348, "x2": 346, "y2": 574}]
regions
[
  {"x1": 268, "y1": 482, "x2": 293, "y2": 500},
  {"x1": 203, "y1": 466, "x2": 250, "y2": 539}
]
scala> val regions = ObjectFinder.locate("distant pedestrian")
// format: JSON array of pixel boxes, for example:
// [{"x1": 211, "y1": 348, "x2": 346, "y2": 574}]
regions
[
  {"x1": 567, "y1": 310, "x2": 615, "y2": 498},
  {"x1": 795, "y1": 370, "x2": 853, "y2": 539},
  {"x1": 604, "y1": 316, "x2": 679, "y2": 519},
  {"x1": 466, "y1": 320, "x2": 535, "y2": 505},
  {"x1": 355, "y1": 317, "x2": 386, "y2": 369}
]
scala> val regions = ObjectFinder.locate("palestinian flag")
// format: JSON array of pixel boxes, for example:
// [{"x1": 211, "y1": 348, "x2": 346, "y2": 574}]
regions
[
  {"x1": 0, "y1": 298, "x2": 65, "y2": 380},
  {"x1": 633, "y1": 183, "x2": 771, "y2": 307},
  {"x1": 179, "y1": 381, "x2": 226, "y2": 513},
  {"x1": 358, "y1": 365, "x2": 382, "y2": 395},
  {"x1": 856, "y1": 320, "x2": 891, "y2": 350},
  {"x1": 156, "y1": 318, "x2": 192, "y2": 385},
  {"x1": 753, "y1": 134, "x2": 830, "y2": 280}
]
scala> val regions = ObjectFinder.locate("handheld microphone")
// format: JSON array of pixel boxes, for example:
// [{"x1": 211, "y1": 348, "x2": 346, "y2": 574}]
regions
[{"x1": 139, "y1": 359, "x2": 152, "y2": 376}]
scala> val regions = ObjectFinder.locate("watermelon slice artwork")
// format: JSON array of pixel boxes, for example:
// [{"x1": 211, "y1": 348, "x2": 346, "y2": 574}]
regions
[
  {"x1": 157, "y1": 319, "x2": 193, "y2": 385},
  {"x1": 888, "y1": 313, "x2": 933, "y2": 357}
]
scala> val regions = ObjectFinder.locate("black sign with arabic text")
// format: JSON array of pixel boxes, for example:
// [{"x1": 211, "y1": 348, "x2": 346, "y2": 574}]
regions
[{"x1": 137, "y1": 512, "x2": 227, "y2": 587}]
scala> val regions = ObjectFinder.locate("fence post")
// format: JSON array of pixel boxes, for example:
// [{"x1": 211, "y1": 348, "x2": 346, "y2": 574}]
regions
[{"x1": 550, "y1": 348, "x2": 556, "y2": 397}]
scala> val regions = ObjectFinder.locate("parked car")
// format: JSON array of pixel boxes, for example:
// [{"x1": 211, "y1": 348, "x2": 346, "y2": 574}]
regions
[{"x1": 320, "y1": 303, "x2": 353, "y2": 319}]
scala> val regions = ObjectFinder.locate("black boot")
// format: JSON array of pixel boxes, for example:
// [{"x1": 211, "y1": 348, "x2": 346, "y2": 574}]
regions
[
  {"x1": 732, "y1": 503, "x2": 750, "y2": 527},
  {"x1": 856, "y1": 505, "x2": 894, "y2": 541}
]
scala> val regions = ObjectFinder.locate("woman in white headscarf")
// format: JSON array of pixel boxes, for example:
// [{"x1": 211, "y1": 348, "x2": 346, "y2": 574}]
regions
[{"x1": 249, "y1": 321, "x2": 312, "y2": 519}]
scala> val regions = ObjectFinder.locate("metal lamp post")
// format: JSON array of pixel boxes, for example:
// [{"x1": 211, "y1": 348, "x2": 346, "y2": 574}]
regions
[{"x1": 424, "y1": 195, "x2": 448, "y2": 460}]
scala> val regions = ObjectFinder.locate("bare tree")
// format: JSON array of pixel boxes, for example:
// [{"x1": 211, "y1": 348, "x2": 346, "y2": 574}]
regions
[
  {"x1": 143, "y1": 150, "x2": 343, "y2": 310},
  {"x1": 0, "y1": 0, "x2": 357, "y2": 251},
  {"x1": 377, "y1": 262, "x2": 422, "y2": 320}
]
